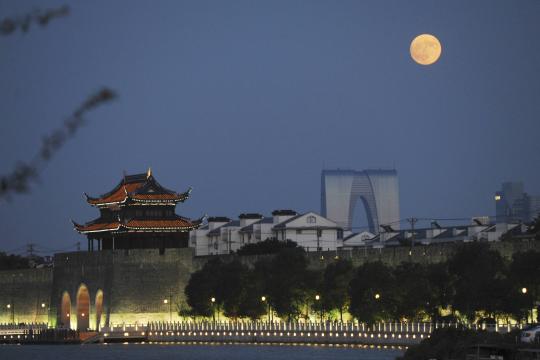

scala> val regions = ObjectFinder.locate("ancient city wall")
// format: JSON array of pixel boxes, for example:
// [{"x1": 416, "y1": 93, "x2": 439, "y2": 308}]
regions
[
  {"x1": 0, "y1": 238, "x2": 538, "y2": 328},
  {"x1": 0, "y1": 268, "x2": 53, "y2": 324}
]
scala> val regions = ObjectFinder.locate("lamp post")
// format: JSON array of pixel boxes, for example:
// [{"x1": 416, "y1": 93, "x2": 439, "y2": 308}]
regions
[
  {"x1": 315, "y1": 294, "x2": 322, "y2": 323},
  {"x1": 261, "y1": 296, "x2": 270, "y2": 322},
  {"x1": 521, "y1": 287, "x2": 531, "y2": 323},
  {"x1": 40, "y1": 302, "x2": 48, "y2": 326},
  {"x1": 211, "y1": 297, "x2": 216, "y2": 323},
  {"x1": 7, "y1": 303, "x2": 14, "y2": 324},
  {"x1": 163, "y1": 296, "x2": 172, "y2": 322}
]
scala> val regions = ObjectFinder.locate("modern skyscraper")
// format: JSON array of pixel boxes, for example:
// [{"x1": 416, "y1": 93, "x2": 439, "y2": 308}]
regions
[
  {"x1": 495, "y1": 181, "x2": 539, "y2": 223},
  {"x1": 321, "y1": 169, "x2": 400, "y2": 233}
]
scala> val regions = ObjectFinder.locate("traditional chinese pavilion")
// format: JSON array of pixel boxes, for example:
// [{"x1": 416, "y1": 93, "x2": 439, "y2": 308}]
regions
[{"x1": 73, "y1": 169, "x2": 204, "y2": 252}]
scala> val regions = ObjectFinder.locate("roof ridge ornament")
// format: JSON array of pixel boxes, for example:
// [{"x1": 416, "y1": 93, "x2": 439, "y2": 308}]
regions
[{"x1": 147, "y1": 167, "x2": 152, "y2": 179}]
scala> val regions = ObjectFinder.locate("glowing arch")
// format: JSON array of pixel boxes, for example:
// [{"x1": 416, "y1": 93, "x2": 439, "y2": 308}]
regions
[
  {"x1": 95, "y1": 289, "x2": 104, "y2": 330},
  {"x1": 60, "y1": 291, "x2": 72, "y2": 329},
  {"x1": 76, "y1": 284, "x2": 90, "y2": 331}
]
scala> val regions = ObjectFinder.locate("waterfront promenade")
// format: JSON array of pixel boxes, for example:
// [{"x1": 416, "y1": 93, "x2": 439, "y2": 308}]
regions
[
  {"x1": 0, "y1": 321, "x2": 526, "y2": 345},
  {"x1": 103, "y1": 321, "x2": 525, "y2": 346}
]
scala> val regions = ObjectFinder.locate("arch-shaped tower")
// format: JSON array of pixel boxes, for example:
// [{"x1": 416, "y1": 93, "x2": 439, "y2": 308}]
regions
[{"x1": 321, "y1": 169, "x2": 400, "y2": 233}]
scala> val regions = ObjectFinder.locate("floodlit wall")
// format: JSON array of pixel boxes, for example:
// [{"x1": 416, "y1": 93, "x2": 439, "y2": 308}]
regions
[
  {"x1": 0, "y1": 239, "x2": 539, "y2": 327},
  {"x1": 0, "y1": 268, "x2": 52, "y2": 324}
]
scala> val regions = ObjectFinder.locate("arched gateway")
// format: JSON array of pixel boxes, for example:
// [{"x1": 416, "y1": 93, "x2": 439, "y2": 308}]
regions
[{"x1": 76, "y1": 284, "x2": 90, "y2": 331}]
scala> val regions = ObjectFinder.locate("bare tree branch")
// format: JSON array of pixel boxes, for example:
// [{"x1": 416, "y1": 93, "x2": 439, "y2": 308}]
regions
[
  {"x1": 0, "y1": 88, "x2": 117, "y2": 200},
  {"x1": 1, "y1": 6, "x2": 69, "y2": 36}
]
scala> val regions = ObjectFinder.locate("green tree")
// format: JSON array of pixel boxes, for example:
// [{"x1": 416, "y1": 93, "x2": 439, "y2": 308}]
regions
[
  {"x1": 219, "y1": 260, "x2": 249, "y2": 319},
  {"x1": 447, "y1": 242, "x2": 506, "y2": 322},
  {"x1": 237, "y1": 270, "x2": 267, "y2": 320},
  {"x1": 184, "y1": 258, "x2": 223, "y2": 317},
  {"x1": 508, "y1": 250, "x2": 540, "y2": 321},
  {"x1": 321, "y1": 259, "x2": 353, "y2": 322},
  {"x1": 264, "y1": 248, "x2": 312, "y2": 321},
  {"x1": 424, "y1": 262, "x2": 454, "y2": 321},
  {"x1": 393, "y1": 262, "x2": 432, "y2": 321},
  {"x1": 349, "y1": 261, "x2": 395, "y2": 323}
]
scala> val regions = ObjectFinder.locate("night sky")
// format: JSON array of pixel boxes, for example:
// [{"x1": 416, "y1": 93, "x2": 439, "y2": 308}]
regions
[{"x1": 1, "y1": 1, "x2": 539, "y2": 254}]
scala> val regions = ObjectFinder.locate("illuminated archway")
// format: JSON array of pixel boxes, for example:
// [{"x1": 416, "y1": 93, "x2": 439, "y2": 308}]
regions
[
  {"x1": 60, "y1": 291, "x2": 71, "y2": 328},
  {"x1": 76, "y1": 284, "x2": 90, "y2": 331},
  {"x1": 95, "y1": 290, "x2": 103, "y2": 330}
]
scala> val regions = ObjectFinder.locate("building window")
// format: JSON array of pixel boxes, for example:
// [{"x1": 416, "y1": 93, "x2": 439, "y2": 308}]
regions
[
  {"x1": 296, "y1": 229, "x2": 302, "y2": 234},
  {"x1": 337, "y1": 229, "x2": 343, "y2": 239},
  {"x1": 307, "y1": 216, "x2": 316, "y2": 224}
]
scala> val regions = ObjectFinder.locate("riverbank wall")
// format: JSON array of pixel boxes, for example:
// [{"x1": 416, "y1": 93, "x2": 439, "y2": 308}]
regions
[{"x1": 0, "y1": 238, "x2": 538, "y2": 328}]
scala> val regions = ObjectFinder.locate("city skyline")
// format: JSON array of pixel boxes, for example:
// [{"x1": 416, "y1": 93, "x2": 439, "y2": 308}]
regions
[{"x1": 1, "y1": 0, "x2": 540, "y2": 252}]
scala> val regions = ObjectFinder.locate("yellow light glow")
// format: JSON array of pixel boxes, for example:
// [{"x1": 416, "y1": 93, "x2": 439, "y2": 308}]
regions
[
  {"x1": 410, "y1": 34, "x2": 442, "y2": 65},
  {"x1": 261, "y1": 296, "x2": 266, "y2": 302},
  {"x1": 315, "y1": 294, "x2": 320, "y2": 301},
  {"x1": 6, "y1": 304, "x2": 11, "y2": 309},
  {"x1": 375, "y1": 293, "x2": 381, "y2": 299},
  {"x1": 163, "y1": 299, "x2": 168, "y2": 304},
  {"x1": 495, "y1": 195, "x2": 502, "y2": 201},
  {"x1": 521, "y1": 287, "x2": 528, "y2": 294},
  {"x1": 211, "y1": 297, "x2": 216, "y2": 303},
  {"x1": 41, "y1": 303, "x2": 46, "y2": 308}
]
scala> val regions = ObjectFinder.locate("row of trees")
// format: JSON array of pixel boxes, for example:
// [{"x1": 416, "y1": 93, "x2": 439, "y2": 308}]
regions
[{"x1": 184, "y1": 243, "x2": 540, "y2": 323}]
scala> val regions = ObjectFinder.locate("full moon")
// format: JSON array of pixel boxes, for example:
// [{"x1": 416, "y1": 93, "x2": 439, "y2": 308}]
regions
[{"x1": 410, "y1": 34, "x2": 442, "y2": 65}]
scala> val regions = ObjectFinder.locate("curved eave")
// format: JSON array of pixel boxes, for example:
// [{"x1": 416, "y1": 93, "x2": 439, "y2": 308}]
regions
[
  {"x1": 123, "y1": 226, "x2": 197, "y2": 232},
  {"x1": 73, "y1": 222, "x2": 122, "y2": 234},
  {"x1": 130, "y1": 197, "x2": 188, "y2": 204}
]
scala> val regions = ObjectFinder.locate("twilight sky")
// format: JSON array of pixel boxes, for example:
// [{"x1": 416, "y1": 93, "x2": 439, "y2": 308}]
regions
[{"x1": 1, "y1": 0, "x2": 539, "y2": 254}]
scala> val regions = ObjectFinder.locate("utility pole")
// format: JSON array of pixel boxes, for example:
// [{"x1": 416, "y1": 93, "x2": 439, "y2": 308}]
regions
[
  {"x1": 26, "y1": 243, "x2": 36, "y2": 258},
  {"x1": 407, "y1": 217, "x2": 418, "y2": 254}
]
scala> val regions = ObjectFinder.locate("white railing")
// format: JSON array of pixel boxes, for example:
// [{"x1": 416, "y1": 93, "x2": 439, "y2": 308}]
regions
[
  {"x1": 0, "y1": 323, "x2": 48, "y2": 336},
  {"x1": 144, "y1": 321, "x2": 524, "y2": 334}
]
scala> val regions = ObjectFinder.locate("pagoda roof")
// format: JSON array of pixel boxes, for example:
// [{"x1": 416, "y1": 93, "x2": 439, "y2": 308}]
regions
[
  {"x1": 73, "y1": 215, "x2": 204, "y2": 234},
  {"x1": 84, "y1": 169, "x2": 191, "y2": 207}
]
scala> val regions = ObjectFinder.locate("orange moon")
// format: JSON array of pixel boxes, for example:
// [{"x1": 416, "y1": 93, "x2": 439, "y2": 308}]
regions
[{"x1": 410, "y1": 34, "x2": 442, "y2": 65}]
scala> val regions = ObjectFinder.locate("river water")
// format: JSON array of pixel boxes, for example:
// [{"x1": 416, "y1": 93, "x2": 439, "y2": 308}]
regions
[{"x1": 0, "y1": 343, "x2": 404, "y2": 360}]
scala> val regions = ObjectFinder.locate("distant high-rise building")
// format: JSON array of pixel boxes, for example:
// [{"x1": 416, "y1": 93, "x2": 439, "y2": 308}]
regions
[
  {"x1": 529, "y1": 195, "x2": 540, "y2": 220},
  {"x1": 321, "y1": 169, "x2": 400, "y2": 233},
  {"x1": 495, "y1": 181, "x2": 539, "y2": 223}
]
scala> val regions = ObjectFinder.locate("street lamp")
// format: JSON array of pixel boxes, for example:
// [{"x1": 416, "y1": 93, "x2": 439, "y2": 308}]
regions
[
  {"x1": 521, "y1": 287, "x2": 528, "y2": 294},
  {"x1": 375, "y1": 293, "x2": 381, "y2": 300},
  {"x1": 6, "y1": 303, "x2": 14, "y2": 324},
  {"x1": 315, "y1": 294, "x2": 322, "y2": 323},
  {"x1": 163, "y1": 296, "x2": 172, "y2": 322},
  {"x1": 261, "y1": 296, "x2": 271, "y2": 322},
  {"x1": 211, "y1": 297, "x2": 216, "y2": 323}
]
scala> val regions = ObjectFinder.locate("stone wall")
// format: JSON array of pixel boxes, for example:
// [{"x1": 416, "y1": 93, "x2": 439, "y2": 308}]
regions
[
  {"x1": 308, "y1": 238, "x2": 540, "y2": 269},
  {"x1": 49, "y1": 248, "x2": 196, "y2": 328},
  {"x1": 0, "y1": 268, "x2": 52, "y2": 324},
  {"x1": 0, "y1": 238, "x2": 538, "y2": 328}
]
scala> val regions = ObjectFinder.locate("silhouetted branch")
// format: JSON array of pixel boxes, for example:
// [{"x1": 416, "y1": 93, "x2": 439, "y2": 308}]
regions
[
  {"x1": 0, "y1": 6, "x2": 69, "y2": 36},
  {"x1": 0, "y1": 88, "x2": 117, "y2": 200}
]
